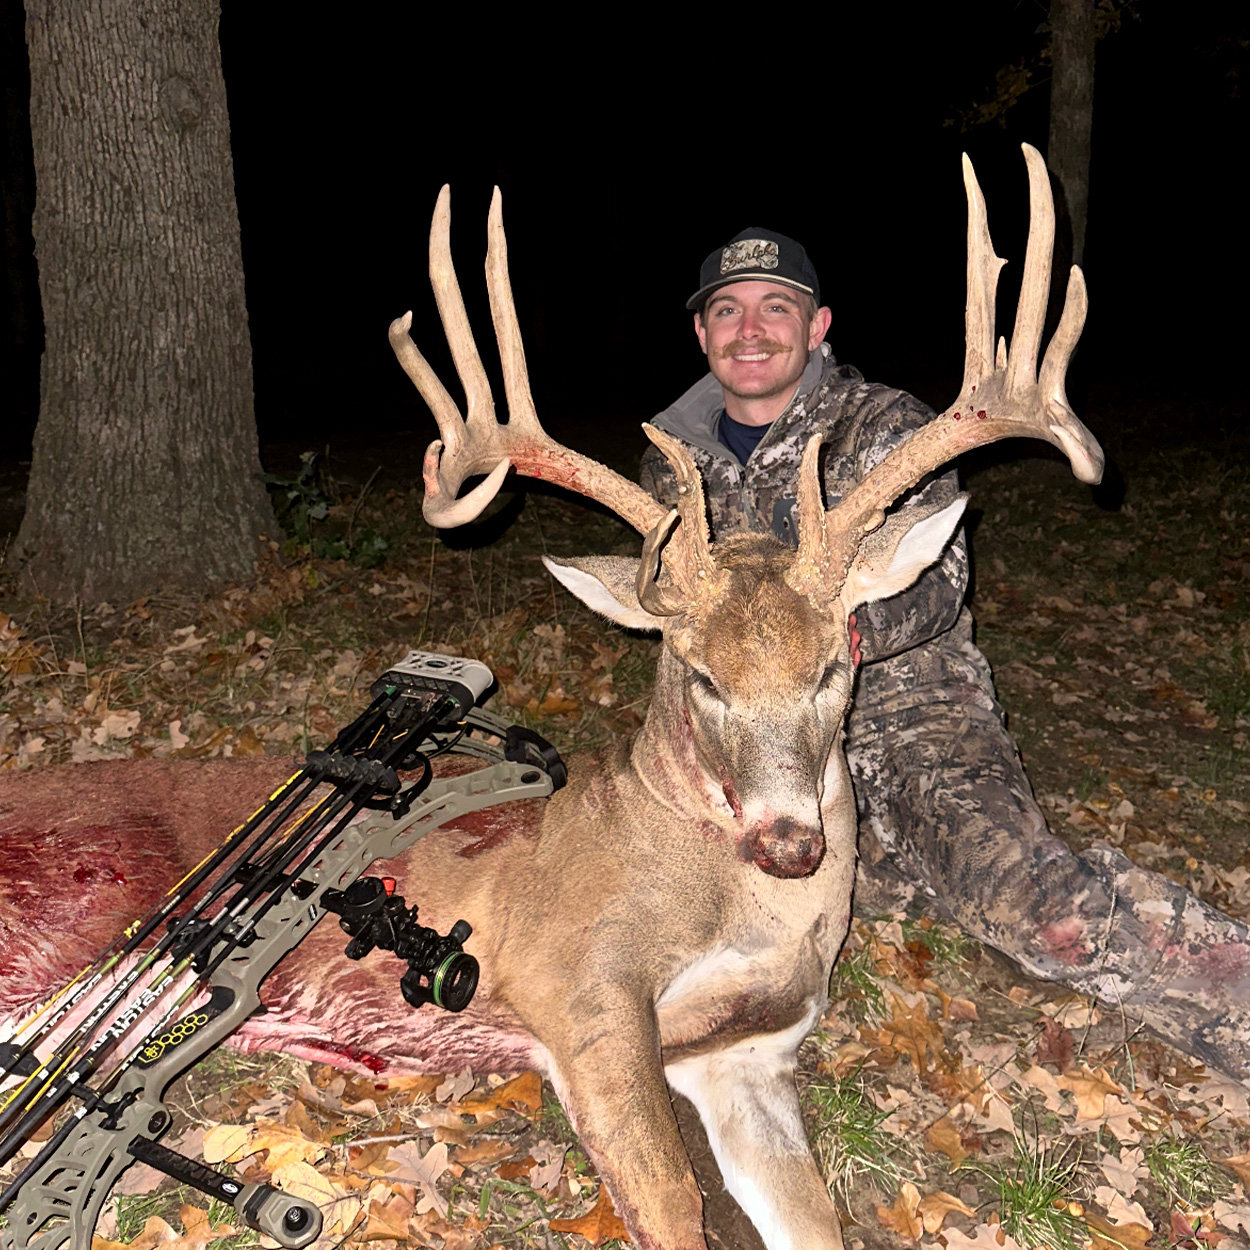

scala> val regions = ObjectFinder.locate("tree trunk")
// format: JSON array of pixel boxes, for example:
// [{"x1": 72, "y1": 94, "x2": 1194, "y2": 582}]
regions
[
  {"x1": 1047, "y1": 0, "x2": 1096, "y2": 267},
  {"x1": 9, "y1": 0, "x2": 275, "y2": 605}
]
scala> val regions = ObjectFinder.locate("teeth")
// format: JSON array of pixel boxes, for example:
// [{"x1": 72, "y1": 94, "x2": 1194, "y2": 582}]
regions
[{"x1": 735, "y1": 353, "x2": 770, "y2": 361}]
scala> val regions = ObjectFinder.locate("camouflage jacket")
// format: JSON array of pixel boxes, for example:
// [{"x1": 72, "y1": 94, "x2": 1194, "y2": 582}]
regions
[{"x1": 640, "y1": 346, "x2": 979, "y2": 714}]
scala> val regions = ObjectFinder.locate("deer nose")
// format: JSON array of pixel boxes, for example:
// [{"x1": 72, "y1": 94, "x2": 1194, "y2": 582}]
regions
[{"x1": 742, "y1": 817, "x2": 826, "y2": 879}]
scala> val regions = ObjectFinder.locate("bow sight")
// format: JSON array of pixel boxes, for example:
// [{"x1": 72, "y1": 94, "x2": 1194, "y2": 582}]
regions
[{"x1": 0, "y1": 650, "x2": 565, "y2": 1250}]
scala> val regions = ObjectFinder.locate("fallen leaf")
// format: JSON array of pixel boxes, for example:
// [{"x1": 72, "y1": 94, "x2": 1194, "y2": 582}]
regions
[
  {"x1": 864, "y1": 995, "x2": 944, "y2": 1074},
  {"x1": 462, "y1": 1070, "x2": 543, "y2": 1116},
  {"x1": 924, "y1": 1117, "x2": 968, "y2": 1165},
  {"x1": 90, "y1": 1221, "x2": 173, "y2": 1250},
  {"x1": 355, "y1": 1188, "x2": 414, "y2": 1241},
  {"x1": 202, "y1": 1122, "x2": 254, "y2": 1165},
  {"x1": 385, "y1": 1140, "x2": 450, "y2": 1214},
  {"x1": 1221, "y1": 1152, "x2": 1250, "y2": 1190},
  {"x1": 269, "y1": 1160, "x2": 363, "y2": 1236},
  {"x1": 918, "y1": 1189, "x2": 977, "y2": 1233},
  {"x1": 937, "y1": 1226, "x2": 1024, "y2": 1250},
  {"x1": 1059, "y1": 1065, "x2": 1123, "y2": 1121},
  {"x1": 1093, "y1": 1187, "x2": 1152, "y2": 1231},
  {"x1": 1098, "y1": 1147, "x2": 1147, "y2": 1198},
  {"x1": 454, "y1": 1138, "x2": 517, "y2": 1168},
  {"x1": 176, "y1": 1205, "x2": 237, "y2": 1249},
  {"x1": 549, "y1": 1186, "x2": 631, "y2": 1246},
  {"x1": 877, "y1": 1181, "x2": 923, "y2": 1242},
  {"x1": 1035, "y1": 1019, "x2": 1075, "y2": 1069},
  {"x1": 1086, "y1": 1211, "x2": 1153, "y2": 1250},
  {"x1": 497, "y1": 1155, "x2": 538, "y2": 1181}
]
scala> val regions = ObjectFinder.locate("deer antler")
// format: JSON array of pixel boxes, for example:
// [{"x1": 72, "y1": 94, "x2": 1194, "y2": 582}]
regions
[
  {"x1": 390, "y1": 187, "x2": 720, "y2": 612},
  {"x1": 389, "y1": 187, "x2": 668, "y2": 535},
  {"x1": 790, "y1": 143, "x2": 1105, "y2": 599}
]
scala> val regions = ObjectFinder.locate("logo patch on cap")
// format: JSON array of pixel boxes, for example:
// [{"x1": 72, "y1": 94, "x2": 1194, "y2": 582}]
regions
[{"x1": 720, "y1": 239, "x2": 779, "y2": 275}]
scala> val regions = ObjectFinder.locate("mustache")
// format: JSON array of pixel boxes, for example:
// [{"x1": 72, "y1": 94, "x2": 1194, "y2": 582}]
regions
[{"x1": 715, "y1": 339, "x2": 793, "y2": 360}]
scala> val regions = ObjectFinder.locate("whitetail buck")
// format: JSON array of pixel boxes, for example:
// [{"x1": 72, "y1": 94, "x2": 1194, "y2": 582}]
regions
[{"x1": 0, "y1": 145, "x2": 1100, "y2": 1250}]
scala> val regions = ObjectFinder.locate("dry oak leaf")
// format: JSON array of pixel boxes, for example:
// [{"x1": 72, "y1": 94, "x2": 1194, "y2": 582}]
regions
[
  {"x1": 1016, "y1": 1064, "x2": 1066, "y2": 1114},
  {"x1": 1086, "y1": 1211, "x2": 1153, "y2": 1250},
  {"x1": 90, "y1": 1217, "x2": 179, "y2": 1250},
  {"x1": 1221, "y1": 1152, "x2": 1250, "y2": 1189},
  {"x1": 462, "y1": 1070, "x2": 544, "y2": 1116},
  {"x1": 269, "y1": 1160, "x2": 364, "y2": 1237},
  {"x1": 549, "y1": 1186, "x2": 632, "y2": 1246},
  {"x1": 877, "y1": 1181, "x2": 923, "y2": 1242},
  {"x1": 924, "y1": 1116, "x2": 969, "y2": 1165},
  {"x1": 918, "y1": 1190, "x2": 977, "y2": 1233},
  {"x1": 169, "y1": 1205, "x2": 237, "y2": 1249},
  {"x1": 454, "y1": 1137, "x2": 517, "y2": 1168},
  {"x1": 385, "y1": 1139, "x2": 450, "y2": 1214},
  {"x1": 356, "y1": 1185, "x2": 415, "y2": 1241},
  {"x1": 1059, "y1": 1065, "x2": 1124, "y2": 1121},
  {"x1": 867, "y1": 994, "x2": 945, "y2": 1074},
  {"x1": 928, "y1": 1222, "x2": 1024, "y2": 1250},
  {"x1": 1093, "y1": 1187, "x2": 1152, "y2": 1232}
]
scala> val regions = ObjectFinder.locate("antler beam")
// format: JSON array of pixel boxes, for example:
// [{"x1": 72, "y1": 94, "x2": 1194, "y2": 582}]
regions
[
  {"x1": 389, "y1": 187, "x2": 669, "y2": 537},
  {"x1": 791, "y1": 143, "x2": 1105, "y2": 598}
]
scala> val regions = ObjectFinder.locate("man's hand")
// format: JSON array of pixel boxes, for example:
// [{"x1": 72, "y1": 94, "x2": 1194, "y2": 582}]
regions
[{"x1": 848, "y1": 613, "x2": 862, "y2": 668}]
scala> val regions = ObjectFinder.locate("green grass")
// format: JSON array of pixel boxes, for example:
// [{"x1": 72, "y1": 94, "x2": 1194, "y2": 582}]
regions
[
  {"x1": 829, "y1": 938, "x2": 887, "y2": 1023},
  {"x1": 1145, "y1": 1133, "x2": 1233, "y2": 1209},
  {"x1": 974, "y1": 1134, "x2": 1085, "y2": 1250},
  {"x1": 803, "y1": 1072, "x2": 908, "y2": 1208},
  {"x1": 899, "y1": 916, "x2": 977, "y2": 970}
]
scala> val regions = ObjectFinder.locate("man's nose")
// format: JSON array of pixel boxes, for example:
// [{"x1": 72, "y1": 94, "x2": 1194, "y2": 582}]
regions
[{"x1": 739, "y1": 308, "x2": 764, "y2": 338}]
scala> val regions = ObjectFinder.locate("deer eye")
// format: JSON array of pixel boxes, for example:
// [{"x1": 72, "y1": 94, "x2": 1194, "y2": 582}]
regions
[{"x1": 689, "y1": 668, "x2": 723, "y2": 701}]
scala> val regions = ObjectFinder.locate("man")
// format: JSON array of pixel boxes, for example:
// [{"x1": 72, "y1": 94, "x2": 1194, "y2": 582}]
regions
[{"x1": 640, "y1": 227, "x2": 1250, "y2": 1081}]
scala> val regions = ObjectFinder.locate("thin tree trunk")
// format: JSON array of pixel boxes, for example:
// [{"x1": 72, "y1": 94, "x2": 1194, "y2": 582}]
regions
[
  {"x1": 9, "y1": 0, "x2": 275, "y2": 605},
  {"x1": 1048, "y1": 0, "x2": 1096, "y2": 266}
]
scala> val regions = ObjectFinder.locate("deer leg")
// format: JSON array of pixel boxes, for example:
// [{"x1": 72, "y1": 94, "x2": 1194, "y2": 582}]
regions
[
  {"x1": 542, "y1": 1014, "x2": 708, "y2": 1250},
  {"x1": 664, "y1": 1023, "x2": 843, "y2": 1250}
]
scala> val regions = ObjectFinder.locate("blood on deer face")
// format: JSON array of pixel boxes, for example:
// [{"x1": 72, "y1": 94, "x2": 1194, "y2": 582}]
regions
[{"x1": 661, "y1": 535, "x2": 850, "y2": 878}]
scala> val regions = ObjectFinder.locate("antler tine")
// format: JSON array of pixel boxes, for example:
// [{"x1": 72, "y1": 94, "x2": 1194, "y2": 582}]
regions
[
  {"x1": 635, "y1": 424, "x2": 724, "y2": 612},
  {"x1": 962, "y1": 152, "x2": 1006, "y2": 387},
  {"x1": 392, "y1": 187, "x2": 672, "y2": 535},
  {"x1": 429, "y1": 185, "x2": 498, "y2": 435},
  {"x1": 1005, "y1": 145, "x2": 1054, "y2": 397},
  {"x1": 485, "y1": 188, "x2": 543, "y2": 438},
  {"x1": 798, "y1": 145, "x2": 1104, "y2": 599}
]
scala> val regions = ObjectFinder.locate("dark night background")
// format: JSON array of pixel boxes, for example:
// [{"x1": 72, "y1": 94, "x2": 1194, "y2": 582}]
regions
[{"x1": 2, "y1": 3, "x2": 1247, "y2": 465}]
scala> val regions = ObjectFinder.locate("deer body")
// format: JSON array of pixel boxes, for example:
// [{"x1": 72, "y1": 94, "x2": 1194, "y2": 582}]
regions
[{"x1": 1, "y1": 146, "x2": 1104, "y2": 1250}]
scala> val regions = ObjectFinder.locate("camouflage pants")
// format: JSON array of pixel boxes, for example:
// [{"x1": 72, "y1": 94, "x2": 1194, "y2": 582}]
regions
[{"x1": 845, "y1": 652, "x2": 1250, "y2": 1083}]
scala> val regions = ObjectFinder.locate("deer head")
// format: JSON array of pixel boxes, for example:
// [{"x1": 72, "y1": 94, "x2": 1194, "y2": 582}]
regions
[{"x1": 389, "y1": 145, "x2": 1101, "y2": 882}]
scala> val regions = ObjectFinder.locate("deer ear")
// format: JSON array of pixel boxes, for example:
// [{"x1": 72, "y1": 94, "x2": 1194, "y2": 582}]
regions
[
  {"x1": 841, "y1": 495, "x2": 968, "y2": 609},
  {"x1": 542, "y1": 556, "x2": 665, "y2": 632}
]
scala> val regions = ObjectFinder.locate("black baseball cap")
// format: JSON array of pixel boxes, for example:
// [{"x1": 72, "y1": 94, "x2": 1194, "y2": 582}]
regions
[{"x1": 686, "y1": 227, "x2": 821, "y2": 311}]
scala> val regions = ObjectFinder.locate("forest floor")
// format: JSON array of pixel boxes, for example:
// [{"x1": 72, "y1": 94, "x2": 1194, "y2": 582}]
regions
[{"x1": 0, "y1": 383, "x2": 1248, "y2": 1250}]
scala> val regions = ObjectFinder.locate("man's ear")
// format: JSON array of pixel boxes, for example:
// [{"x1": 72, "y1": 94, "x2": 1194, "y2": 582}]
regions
[
  {"x1": 808, "y1": 305, "x2": 832, "y2": 351},
  {"x1": 694, "y1": 311, "x2": 709, "y2": 355},
  {"x1": 841, "y1": 495, "x2": 967, "y2": 610},
  {"x1": 542, "y1": 555, "x2": 665, "y2": 632}
]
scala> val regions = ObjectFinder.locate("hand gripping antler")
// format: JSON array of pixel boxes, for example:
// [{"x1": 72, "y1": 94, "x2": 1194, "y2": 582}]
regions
[
  {"x1": 790, "y1": 143, "x2": 1105, "y2": 598},
  {"x1": 389, "y1": 186, "x2": 721, "y2": 612}
]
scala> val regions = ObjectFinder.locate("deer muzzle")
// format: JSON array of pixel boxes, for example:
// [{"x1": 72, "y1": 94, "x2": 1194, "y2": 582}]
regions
[{"x1": 741, "y1": 815, "x2": 826, "y2": 879}]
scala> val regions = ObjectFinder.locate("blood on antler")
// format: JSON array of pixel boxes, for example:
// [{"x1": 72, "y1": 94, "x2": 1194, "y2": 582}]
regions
[
  {"x1": 788, "y1": 143, "x2": 1105, "y2": 603},
  {"x1": 388, "y1": 187, "x2": 720, "y2": 612}
]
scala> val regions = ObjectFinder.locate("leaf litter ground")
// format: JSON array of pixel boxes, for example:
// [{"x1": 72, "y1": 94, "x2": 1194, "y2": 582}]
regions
[{"x1": 1, "y1": 385, "x2": 1248, "y2": 1249}]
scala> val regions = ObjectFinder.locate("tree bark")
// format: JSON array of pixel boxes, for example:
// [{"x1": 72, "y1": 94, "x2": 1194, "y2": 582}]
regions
[
  {"x1": 9, "y1": 0, "x2": 275, "y2": 605},
  {"x1": 1047, "y1": 0, "x2": 1096, "y2": 267}
]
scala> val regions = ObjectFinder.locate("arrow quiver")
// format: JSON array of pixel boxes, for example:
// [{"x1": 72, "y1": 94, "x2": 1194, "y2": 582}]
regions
[{"x1": 0, "y1": 650, "x2": 564, "y2": 1250}]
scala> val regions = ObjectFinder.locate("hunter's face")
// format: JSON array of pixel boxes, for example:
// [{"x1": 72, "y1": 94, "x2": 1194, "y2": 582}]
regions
[{"x1": 695, "y1": 281, "x2": 829, "y2": 413}]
